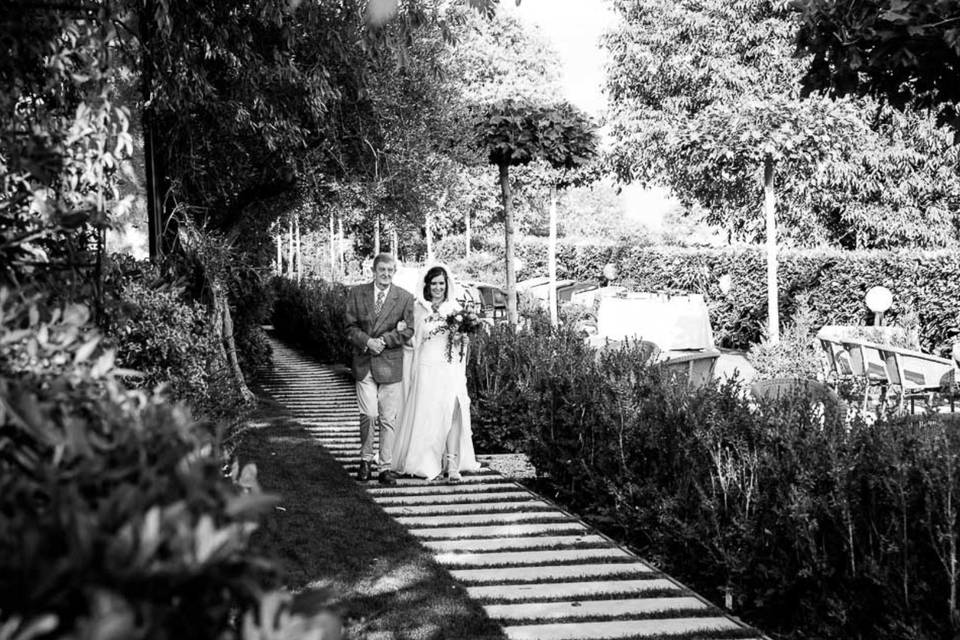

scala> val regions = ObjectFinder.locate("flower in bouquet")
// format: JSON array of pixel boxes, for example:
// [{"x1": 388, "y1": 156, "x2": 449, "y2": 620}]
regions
[{"x1": 434, "y1": 301, "x2": 483, "y2": 362}]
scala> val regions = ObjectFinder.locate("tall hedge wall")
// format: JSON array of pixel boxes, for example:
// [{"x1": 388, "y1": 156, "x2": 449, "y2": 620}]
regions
[{"x1": 439, "y1": 236, "x2": 960, "y2": 354}]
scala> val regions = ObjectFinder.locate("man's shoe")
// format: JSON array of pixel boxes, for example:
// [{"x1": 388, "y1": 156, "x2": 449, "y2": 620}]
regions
[
  {"x1": 357, "y1": 460, "x2": 371, "y2": 482},
  {"x1": 378, "y1": 470, "x2": 398, "y2": 485}
]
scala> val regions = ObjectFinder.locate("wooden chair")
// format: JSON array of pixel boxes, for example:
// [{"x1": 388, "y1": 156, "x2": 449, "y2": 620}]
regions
[
  {"x1": 815, "y1": 328, "x2": 854, "y2": 383},
  {"x1": 876, "y1": 343, "x2": 959, "y2": 413},
  {"x1": 659, "y1": 350, "x2": 720, "y2": 388},
  {"x1": 838, "y1": 338, "x2": 891, "y2": 411}
]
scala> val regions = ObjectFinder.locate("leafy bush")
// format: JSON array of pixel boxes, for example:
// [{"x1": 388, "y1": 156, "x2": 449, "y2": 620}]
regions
[
  {"x1": 0, "y1": 289, "x2": 288, "y2": 639},
  {"x1": 442, "y1": 238, "x2": 960, "y2": 355},
  {"x1": 110, "y1": 279, "x2": 229, "y2": 409},
  {"x1": 468, "y1": 320, "x2": 960, "y2": 639},
  {"x1": 748, "y1": 293, "x2": 824, "y2": 380},
  {"x1": 271, "y1": 277, "x2": 352, "y2": 365}
]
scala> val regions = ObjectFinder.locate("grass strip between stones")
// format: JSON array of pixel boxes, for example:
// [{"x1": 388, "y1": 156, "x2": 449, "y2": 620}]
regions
[
  {"x1": 477, "y1": 587, "x2": 696, "y2": 605},
  {"x1": 494, "y1": 606, "x2": 727, "y2": 626},
  {"x1": 238, "y1": 390, "x2": 507, "y2": 640}
]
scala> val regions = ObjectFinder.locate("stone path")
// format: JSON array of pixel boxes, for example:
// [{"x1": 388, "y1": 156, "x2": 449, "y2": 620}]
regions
[{"x1": 261, "y1": 337, "x2": 765, "y2": 640}]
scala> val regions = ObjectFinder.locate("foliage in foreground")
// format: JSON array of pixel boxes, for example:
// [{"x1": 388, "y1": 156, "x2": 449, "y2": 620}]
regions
[
  {"x1": 271, "y1": 277, "x2": 352, "y2": 366},
  {"x1": 0, "y1": 289, "x2": 317, "y2": 639},
  {"x1": 468, "y1": 323, "x2": 960, "y2": 640}
]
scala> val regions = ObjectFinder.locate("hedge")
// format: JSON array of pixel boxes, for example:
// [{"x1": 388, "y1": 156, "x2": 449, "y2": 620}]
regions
[
  {"x1": 271, "y1": 277, "x2": 352, "y2": 365},
  {"x1": 467, "y1": 322, "x2": 960, "y2": 640},
  {"x1": 438, "y1": 236, "x2": 960, "y2": 354}
]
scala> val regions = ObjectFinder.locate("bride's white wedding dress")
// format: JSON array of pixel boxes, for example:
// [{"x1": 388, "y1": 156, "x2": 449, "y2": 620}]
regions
[{"x1": 392, "y1": 298, "x2": 481, "y2": 480}]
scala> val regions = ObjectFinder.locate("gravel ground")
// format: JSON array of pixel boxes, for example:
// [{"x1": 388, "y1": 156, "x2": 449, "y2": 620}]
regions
[{"x1": 475, "y1": 453, "x2": 536, "y2": 479}]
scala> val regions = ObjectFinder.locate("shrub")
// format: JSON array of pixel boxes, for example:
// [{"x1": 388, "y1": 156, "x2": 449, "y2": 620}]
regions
[
  {"x1": 748, "y1": 293, "x2": 824, "y2": 380},
  {"x1": 0, "y1": 289, "x2": 286, "y2": 639},
  {"x1": 110, "y1": 279, "x2": 229, "y2": 409},
  {"x1": 271, "y1": 277, "x2": 352, "y2": 365},
  {"x1": 469, "y1": 320, "x2": 960, "y2": 639}
]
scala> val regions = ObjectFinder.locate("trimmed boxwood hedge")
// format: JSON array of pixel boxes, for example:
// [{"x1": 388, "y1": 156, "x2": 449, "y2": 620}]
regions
[{"x1": 440, "y1": 236, "x2": 960, "y2": 354}]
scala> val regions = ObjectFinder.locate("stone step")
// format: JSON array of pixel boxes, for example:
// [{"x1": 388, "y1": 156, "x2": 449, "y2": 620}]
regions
[
  {"x1": 366, "y1": 482, "x2": 519, "y2": 496},
  {"x1": 485, "y1": 596, "x2": 710, "y2": 622},
  {"x1": 467, "y1": 578, "x2": 683, "y2": 603},
  {"x1": 501, "y1": 616, "x2": 743, "y2": 640},
  {"x1": 425, "y1": 534, "x2": 609, "y2": 553},
  {"x1": 451, "y1": 562, "x2": 654, "y2": 585},
  {"x1": 435, "y1": 547, "x2": 632, "y2": 567},
  {"x1": 409, "y1": 522, "x2": 589, "y2": 540},
  {"x1": 384, "y1": 500, "x2": 552, "y2": 516},
  {"x1": 372, "y1": 491, "x2": 532, "y2": 505},
  {"x1": 397, "y1": 511, "x2": 572, "y2": 528},
  {"x1": 388, "y1": 473, "x2": 503, "y2": 486}
]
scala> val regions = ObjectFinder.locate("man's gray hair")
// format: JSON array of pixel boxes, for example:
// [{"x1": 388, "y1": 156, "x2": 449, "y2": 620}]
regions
[{"x1": 372, "y1": 253, "x2": 396, "y2": 270}]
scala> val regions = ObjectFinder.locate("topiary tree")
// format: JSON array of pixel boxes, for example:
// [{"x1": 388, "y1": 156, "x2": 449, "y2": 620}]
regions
[
  {"x1": 474, "y1": 100, "x2": 598, "y2": 324},
  {"x1": 669, "y1": 95, "x2": 864, "y2": 342}
]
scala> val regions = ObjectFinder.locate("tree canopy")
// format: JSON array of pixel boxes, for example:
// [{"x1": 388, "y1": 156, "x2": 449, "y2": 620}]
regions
[
  {"x1": 604, "y1": 0, "x2": 960, "y2": 249},
  {"x1": 797, "y1": 0, "x2": 960, "y2": 132}
]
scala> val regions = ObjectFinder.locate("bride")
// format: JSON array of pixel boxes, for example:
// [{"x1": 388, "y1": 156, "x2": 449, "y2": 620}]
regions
[{"x1": 392, "y1": 265, "x2": 481, "y2": 481}]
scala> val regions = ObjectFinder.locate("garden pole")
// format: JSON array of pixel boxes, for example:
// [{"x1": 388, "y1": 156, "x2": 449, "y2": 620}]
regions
[
  {"x1": 338, "y1": 217, "x2": 345, "y2": 277},
  {"x1": 548, "y1": 183, "x2": 559, "y2": 327},
  {"x1": 500, "y1": 162, "x2": 518, "y2": 325},
  {"x1": 295, "y1": 213, "x2": 302, "y2": 283},
  {"x1": 426, "y1": 208, "x2": 434, "y2": 262},
  {"x1": 276, "y1": 226, "x2": 282, "y2": 275},
  {"x1": 287, "y1": 218, "x2": 294, "y2": 279},
  {"x1": 329, "y1": 215, "x2": 336, "y2": 280},
  {"x1": 465, "y1": 209, "x2": 471, "y2": 257},
  {"x1": 764, "y1": 155, "x2": 780, "y2": 343}
]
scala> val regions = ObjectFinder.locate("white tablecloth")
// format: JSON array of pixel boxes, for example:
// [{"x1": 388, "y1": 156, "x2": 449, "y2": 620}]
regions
[{"x1": 594, "y1": 294, "x2": 715, "y2": 351}]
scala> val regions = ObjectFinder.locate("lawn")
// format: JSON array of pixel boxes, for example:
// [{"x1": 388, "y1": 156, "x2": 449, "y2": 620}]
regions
[{"x1": 237, "y1": 392, "x2": 506, "y2": 640}]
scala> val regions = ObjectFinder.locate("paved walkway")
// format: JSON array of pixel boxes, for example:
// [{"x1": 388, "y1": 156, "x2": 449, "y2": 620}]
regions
[{"x1": 261, "y1": 337, "x2": 764, "y2": 640}]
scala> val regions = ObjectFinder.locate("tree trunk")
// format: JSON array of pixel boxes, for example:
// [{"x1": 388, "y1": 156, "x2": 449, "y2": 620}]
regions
[
  {"x1": 329, "y1": 215, "x2": 336, "y2": 280},
  {"x1": 390, "y1": 227, "x2": 398, "y2": 258},
  {"x1": 141, "y1": 1, "x2": 177, "y2": 260},
  {"x1": 465, "y1": 209, "x2": 471, "y2": 257},
  {"x1": 373, "y1": 213, "x2": 381, "y2": 256},
  {"x1": 426, "y1": 209, "x2": 435, "y2": 263},
  {"x1": 764, "y1": 155, "x2": 780, "y2": 344},
  {"x1": 499, "y1": 163, "x2": 518, "y2": 325},
  {"x1": 548, "y1": 184, "x2": 559, "y2": 328},
  {"x1": 295, "y1": 213, "x2": 302, "y2": 283},
  {"x1": 211, "y1": 276, "x2": 254, "y2": 404}
]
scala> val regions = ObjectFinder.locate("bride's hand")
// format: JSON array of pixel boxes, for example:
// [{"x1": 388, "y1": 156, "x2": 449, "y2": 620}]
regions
[{"x1": 397, "y1": 320, "x2": 408, "y2": 332}]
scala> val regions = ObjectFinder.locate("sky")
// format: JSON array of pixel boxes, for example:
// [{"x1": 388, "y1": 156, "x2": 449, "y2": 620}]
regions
[
  {"x1": 502, "y1": 0, "x2": 678, "y2": 229},
  {"x1": 502, "y1": 0, "x2": 617, "y2": 118}
]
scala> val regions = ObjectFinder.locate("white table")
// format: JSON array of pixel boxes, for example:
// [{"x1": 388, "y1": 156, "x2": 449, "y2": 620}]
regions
[{"x1": 593, "y1": 294, "x2": 715, "y2": 351}]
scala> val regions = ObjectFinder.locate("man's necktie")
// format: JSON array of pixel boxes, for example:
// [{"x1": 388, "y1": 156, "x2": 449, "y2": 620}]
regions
[{"x1": 375, "y1": 289, "x2": 385, "y2": 315}]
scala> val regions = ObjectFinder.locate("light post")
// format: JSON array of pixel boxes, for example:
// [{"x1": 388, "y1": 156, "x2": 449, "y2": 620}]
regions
[
  {"x1": 718, "y1": 274, "x2": 732, "y2": 295},
  {"x1": 602, "y1": 263, "x2": 618, "y2": 285},
  {"x1": 865, "y1": 286, "x2": 893, "y2": 326}
]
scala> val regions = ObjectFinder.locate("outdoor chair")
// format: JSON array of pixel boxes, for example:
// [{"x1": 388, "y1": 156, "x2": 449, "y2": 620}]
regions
[
  {"x1": 750, "y1": 377, "x2": 846, "y2": 422},
  {"x1": 815, "y1": 328, "x2": 854, "y2": 383},
  {"x1": 838, "y1": 338, "x2": 891, "y2": 411},
  {"x1": 875, "y1": 343, "x2": 959, "y2": 414},
  {"x1": 659, "y1": 350, "x2": 719, "y2": 388}
]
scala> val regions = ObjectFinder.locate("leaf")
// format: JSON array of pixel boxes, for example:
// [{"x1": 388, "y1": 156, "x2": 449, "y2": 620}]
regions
[
  {"x1": 91, "y1": 349, "x2": 116, "y2": 377},
  {"x1": 74, "y1": 336, "x2": 101, "y2": 364}
]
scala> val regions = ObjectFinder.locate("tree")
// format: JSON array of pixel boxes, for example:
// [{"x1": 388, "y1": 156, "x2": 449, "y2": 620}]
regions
[
  {"x1": 671, "y1": 95, "x2": 864, "y2": 341},
  {"x1": 604, "y1": 0, "x2": 960, "y2": 248},
  {"x1": 474, "y1": 100, "x2": 598, "y2": 325},
  {"x1": 797, "y1": 0, "x2": 960, "y2": 133}
]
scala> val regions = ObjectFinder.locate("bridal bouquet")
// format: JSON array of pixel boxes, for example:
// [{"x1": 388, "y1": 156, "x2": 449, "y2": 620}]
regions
[{"x1": 434, "y1": 301, "x2": 483, "y2": 362}]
